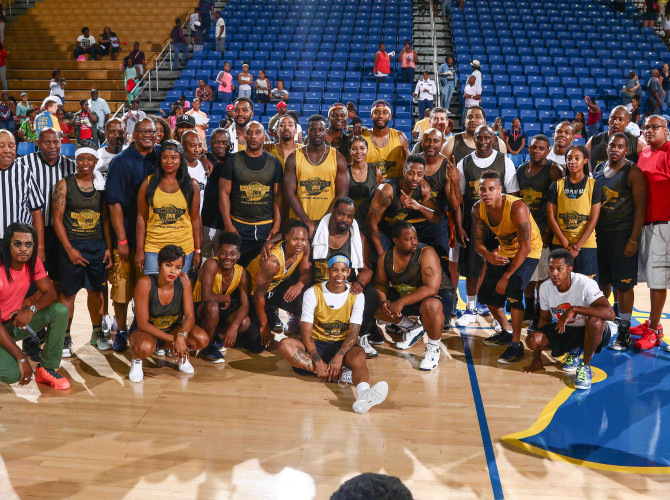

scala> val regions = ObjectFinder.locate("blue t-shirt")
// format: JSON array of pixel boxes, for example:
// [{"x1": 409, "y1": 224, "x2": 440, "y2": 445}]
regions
[{"x1": 106, "y1": 143, "x2": 160, "y2": 248}]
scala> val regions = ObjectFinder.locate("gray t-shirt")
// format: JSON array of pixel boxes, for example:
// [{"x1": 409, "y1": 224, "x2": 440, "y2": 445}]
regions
[{"x1": 648, "y1": 77, "x2": 664, "y2": 100}]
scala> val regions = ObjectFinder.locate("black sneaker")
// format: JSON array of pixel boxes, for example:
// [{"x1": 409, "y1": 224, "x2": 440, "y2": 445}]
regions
[
  {"x1": 22, "y1": 337, "x2": 42, "y2": 362},
  {"x1": 443, "y1": 317, "x2": 452, "y2": 331},
  {"x1": 498, "y1": 341, "x2": 525, "y2": 364},
  {"x1": 528, "y1": 303, "x2": 541, "y2": 331},
  {"x1": 367, "y1": 328, "x2": 386, "y2": 345},
  {"x1": 523, "y1": 302, "x2": 535, "y2": 323},
  {"x1": 483, "y1": 330, "x2": 513, "y2": 346},
  {"x1": 268, "y1": 307, "x2": 283, "y2": 333},
  {"x1": 610, "y1": 320, "x2": 631, "y2": 351}
]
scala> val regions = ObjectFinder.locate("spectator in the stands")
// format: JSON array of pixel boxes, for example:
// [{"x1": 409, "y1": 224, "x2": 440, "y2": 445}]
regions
[
  {"x1": 463, "y1": 74, "x2": 481, "y2": 109},
  {"x1": 123, "y1": 57, "x2": 140, "y2": 103},
  {"x1": 438, "y1": 55, "x2": 457, "y2": 111},
  {"x1": 18, "y1": 108, "x2": 37, "y2": 143},
  {"x1": 237, "y1": 62, "x2": 253, "y2": 99},
  {"x1": 225, "y1": 103, "x2": 234, "y2": 121},
  {"x1": 73, "y1": 99, "x2": 99, "y2": 146},
  {"x1": 646, "y1": 69, "x2": 665, "y2": 116},
  {"x1": 505, "y1": 117, "x2": 526, "y2": 168},
  {"x1": 74, "y1": 27, "x2": 97, "y2": 60},
  {"x1": 0, "y1": 42, "x2": 7, "y2": 91},
  {"x1": 190, "y1": 7, "x2": 202, "y2": 38},
  {"x1": 470, "y1": 59, "x2": 482, "y2": 87},
  {"x1": 413, "y1": 71, "x2": 437, "y2": 119},
  {"x1": 169, "y1": 102, "x2": 183, "y2": 129},
  {"x1": 88, "y1": 89, "x2": 111, "y2": 144},
  {"x1": 122, "y1": 99, "x2": 146, "y2": 136},
  {"x1": 216, "y1": 62, "x2": 235, "y2": 104},
  {"x1": 0, "y1": 93, "x2": 14, "y2": 132},
  {"x1": 173, "y1": 114, "x2": 196, "y2": 142},
  {"x1": 491, "y1": 116, "x2": 505, "y2": 140},
  {"x1": 195, "y1": 79, "x2": 214, "y2": 105},
  {"x1": 186, "y1": 98, "x2": 209, "y2": 146},
  {"x1": 584, "y1": 96, "x2": 601, "y2": 139},
  {"x1": 268, "y1": 101, "x2": 288, "y2": 140},
  {"x1": 572, "y1": 111, "x2": 585, "y2": 139},
  {"x1": 215, "y1": 11, "x2": 226, "y2": 56},
  {"x1": 192, "y1": 22, "x2": 204, "y2": 53},
  {"x1": 199, "y1": 2, "x2": 211, "y2": 41},
  {"x1": 49, "y1": 69, "x2": 66, "y2": 105},
  {"x1": 621, "y1": 71, "x2": 641, "y2": 106},
  {"x1": 177, "y1": 94, "x2": 191, "y2": 112},
  {"x1": 665, "y1": 3, "x2": 670, "y2": 38},
  {"x1": 662, "y1": 63, "x2": 670, "y2": 111},
  {"x1": 644, "y1": 0, "x2": 660, "y2": 27},
  {"x1": 255, "y1": 70, "x2": 271, "y2": 104},
  {"x1": 347, "y1": 102, "x2": 357, "y2": 123},
  {"x1": 16, "y1": 93, "x2": 31, "y2": 124},
  {"x1": 127, "y1": 42, "x2": 145, "y2": 76},
  {"x1": 56, "y1": 108, "x2": 74, "y2": 143},
  {"x1": 399, "y1": 40, "x2": 418, "y2": 84},
  {"x1": 373, "y1": 41, "x2": 393, "y2": 84},
  {"x1": 152, "y1": 116, "x2": 171, "y2": 147},
  {"x1": 35, "y1": 96, "x2": 60, "y2": 136},
  {"x1": 270, "y1": 79, "x2": 289, "y2": 102},
  {"x1": 171, "y1": 18, "x2": 188, "y2": 68},
  {"x1": 629, "y1": 96, "x2": 641, "y2": 127},
  {"x1": 412, "y1": 108, "x2": 431, "y2": 142},
  {"x1": 97, "y1": 26, "x2": 120, "y2": 61}
]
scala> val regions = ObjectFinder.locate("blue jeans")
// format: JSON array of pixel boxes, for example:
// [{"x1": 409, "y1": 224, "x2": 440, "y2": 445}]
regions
[
  {"x1": 219, "y1": 91, "x2": 233, "y2": 104},
  {"x1": 173, "y1": 43, "x2": 188, "y2": 66},
  {"x1": 508, "y1": 152, "x2": 525, "y2": 168},
  {"x1": 418, "y1": 98, "x2": 434, "y2": 119},
  {"x1": 441, "y1": 81, "x2": 455, "y2": 109},
  {"x1": 144, "y1": 251, "x2": 194, "y2": 275},
  {"x1": 376, "y1": 75, "x2": 388, "y2": 85},
  {"x1": 441, "y1": 0, "x2": 450, "y2": 15},
  {"x1": 401, "y1": 67, "x2": 415, "y2": 84},
  {"x1": 238, "y1": 87, "x2": 251, "y2": 99},
  {"x1": 586, "y1": 123, "x2": 599, "y2": 139}
]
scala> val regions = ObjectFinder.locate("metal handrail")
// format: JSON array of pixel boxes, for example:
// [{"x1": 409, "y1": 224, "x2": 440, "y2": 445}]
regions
[
  {"x1": 110, "y1": 102, "x2": 125, "y2": 121},
  {"x1": 428, "y1": 0, "x2": 441, "y2": 106}
]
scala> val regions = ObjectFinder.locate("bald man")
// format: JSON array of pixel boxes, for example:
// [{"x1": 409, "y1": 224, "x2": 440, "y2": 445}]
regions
[
  {"x1": 586, "y1": 105, "x2": 647, "y2": 171},
  {"x1": 440, "y1": 105, "x2": 506, "y2": 165},
  {"x1": 546, "y1": 121, "x2": 574, "y2": 171}
]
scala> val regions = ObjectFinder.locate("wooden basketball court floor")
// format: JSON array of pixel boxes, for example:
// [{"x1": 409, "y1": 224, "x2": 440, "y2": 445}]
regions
[{"x1": 1, "y1": 282, "x2": 670, "y2": 499}]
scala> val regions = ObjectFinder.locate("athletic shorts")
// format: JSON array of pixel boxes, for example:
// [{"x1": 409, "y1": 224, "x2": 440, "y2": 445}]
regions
[
  {"x1": 596, "y1": 229, "x2": 638, "y2": 291},
  {"x1": 550, "y1": 245, "x2": 598, "y2": 282},
  {"x1": 195, "y1": 294, "x2": 241, "y2": 328},
  {"x1": 640, "y1": 222, "x2": 670, "y2": 289},
  {"x1": 43, "y1": 226, "x2": 60, "y2": 281},
  {"x1": 538, "y1": 321, "x2": 611, "y2": 358},
  {"x1": 457, "y1": 216, "x2": 498, "y2": 279},
  {"x1": 478, "y1": 257, "x2": 538, "y2": 311},
  {"x1": 531, "y1": 246, "x2": 549, "y2": 282},
  {"x1": 58, "y1": 238, "x2": 108, "y2": 296},
  {"x1": 387, "y1": 287, "x2": 455, "y2": 319},
  {"x1": 108, "y1": 249, "x2": 142, "y2": 304},
  {"x1": 293, "y1": 339, "x2": 345, "y2": 376},
  {"x1": 449, "y1": 241, "x2": 460, "y2": 263}
]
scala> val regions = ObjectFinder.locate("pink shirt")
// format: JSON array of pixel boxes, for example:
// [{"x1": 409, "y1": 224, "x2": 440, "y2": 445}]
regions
[
  {"x1": 0, "y1": 258, "x2": 48, "y2": 322},
  {"x1": 401, "y1": 51, "x2": 415, "y2": 69},
  {"x1": 217, "y1": 71, "x2": 233, "y2": 93}
]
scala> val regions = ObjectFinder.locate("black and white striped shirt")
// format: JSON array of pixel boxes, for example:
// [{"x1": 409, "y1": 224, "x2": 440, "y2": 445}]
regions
[
  {"x1": 0, "y1": 161, "x2": 46, "y2": 239},
  {"x1": 16, "y1": 152, "x2": 76, "y2": 226}
]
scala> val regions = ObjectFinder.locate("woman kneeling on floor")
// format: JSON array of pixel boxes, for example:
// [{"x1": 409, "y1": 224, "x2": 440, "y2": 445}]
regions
[{"x1": 127, "y1": 245, "x2": 209, "y2": 382}]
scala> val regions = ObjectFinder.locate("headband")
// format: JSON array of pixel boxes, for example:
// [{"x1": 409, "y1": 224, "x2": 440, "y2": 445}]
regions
[
  {"x1": 75, "y1": 147, "x2": 98, "y2": 159},
  {"x1": 328, "y1": 104, "x2": 347, "y2": 117},
  {"x1": 327, "y1": 255, "x2": 350, "y2": 269},
  {"x1": 370, "y1": 103, "x2": 392, "y2": 116}
]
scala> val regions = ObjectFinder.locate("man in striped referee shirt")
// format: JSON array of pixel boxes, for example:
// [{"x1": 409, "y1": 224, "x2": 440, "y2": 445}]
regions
[{"x1": 0, "y1": 130, "x2": 46, "y2": 251}]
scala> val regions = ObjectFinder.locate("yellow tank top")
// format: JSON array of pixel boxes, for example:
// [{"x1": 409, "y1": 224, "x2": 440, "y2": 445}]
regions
[
  {"x1": 362, "y1": 128, "x2": 406, "y2": 179},
  {"x1": 291, "y1": 146, "x2": 338, "y2": 221},
  {"x1": 553, "y1": 177, "x2": 597, "y2": 248},
  {"x1": 247, "y1": 242, "x2": 303, "y2": 292},
  {"x1": 311, "y1": 283, "x2": 358, "y2": 342},
  {"x1": 480, "y1": 195, "x2": 543, "y2": 259},
  {"x1": 270, "y1": 146, "x2": 287, "y2": 170},
  {"x1": 192, "y1": 260, "x2": 243, "y2": 302},
  {"x1": 145, "y1": 178, "x2": 194, "y2": 254}
]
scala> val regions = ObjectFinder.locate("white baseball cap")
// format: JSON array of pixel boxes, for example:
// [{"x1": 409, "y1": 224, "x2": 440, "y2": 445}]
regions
[
  {"x1": 471, "y1": 60, "x2": 481, "y2": 67},
  {"x1": 41, "y1": 96, "x2": 60, "y2": 109}
]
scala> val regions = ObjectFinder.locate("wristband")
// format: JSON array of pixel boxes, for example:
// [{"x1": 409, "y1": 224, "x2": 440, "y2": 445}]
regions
[
  {"x1": 628, "y1": 239, "x2": 638, "y2": 245},
  {"x1": 194, "y1": 249, "x2": 201, "y2": 254},
  {"x1": 17, "y1": 358, "x2": 28, "y2": 363},
  {"x1": 117, "y1": 239, "x2": 128, "y2": 245}
]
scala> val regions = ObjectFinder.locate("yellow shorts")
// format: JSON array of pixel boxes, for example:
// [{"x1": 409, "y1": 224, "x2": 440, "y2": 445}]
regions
[{"x1": 108, "y1": 249, "x2": 141, "y2": 304}]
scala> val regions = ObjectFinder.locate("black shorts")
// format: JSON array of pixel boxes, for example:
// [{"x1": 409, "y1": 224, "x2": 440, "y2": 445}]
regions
[
  {"x1": 44, "y1": 226, "x2": 60, "y2": 281},
  {"x1": 195, "y1": 294, "x2": 241, "y2": 328},
  {"x1": 58, "y1": 238, "x2": 108, "y2": 296},
  {"x1": 458, "y1": 216, "x2": 498, "y2": 279},
  {"x1": 550, "y1": 245, "x2": 598, "y2": 282},
  {"x1": 388, "y1": 287, "x2": 455, "y2": 318},
  {"x1": 293, "y1": 339, "x2": 345, "y2": 376},
  {"x1": 538, "y1": 321, "x2": 612, "y2": 357},
  {"x1": 596, "y1": 229, "x2": 638, "y2": 291},
  {"x1": 478, "y1": 257, "x2": 538, "y2": 311}
]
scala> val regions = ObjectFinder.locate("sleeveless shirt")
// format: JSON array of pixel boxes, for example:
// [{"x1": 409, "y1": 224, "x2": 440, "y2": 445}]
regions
[
  {"x1": 553, "y1": 177, "x2": 598, "y2": 248},
  {"x1": 311, "y1": 284, "x2": 358, "y2": 342},
  {"x1": 362, "y1": 128, "x2": 406, "y2": 179},
  {"x1": 292, "y1": 146, "x2": 338, "y2": 221},
  {"x1": 590, "y1": 131, "x2": 639, "y2": 168},
  {"x1": 247, "y1": 242, "x2": 303, "y2": 292},
  {"x1": 461, "y1": 152, "x2": 507, "y2": 212},
  {"x1": 424, "y1": 158, "x2": 449, "y2": 212},
  {"x1": 383, "y1": 244, "x2": 426, "y2": 297},
  {"x1": 228, "y1": 151, "x2": 276, "y2": 224},
  {"x1": 145, "y1": 177, "x2": 194, "y2": 254},
  {"x1": 192, "y1": 260, "x2": 244, "y2": 302},
  {"x1": 63, "y1": 174, "x2": 103, "y2": 240},
  {"x1": 348, "y1": 164, "x2": 378, "y2": 211},
  {"x1": 593, "y1": 160, "x2": 634, "y2": 231},
  {"x1": 145, "y1": 274, "x2": 184, "y2": 332},
  {"x1": 479, "y1": 195, "x2": 543, "y2": 259},
  {"x1": 452, "y1": 132, "x2": 500, "y2": 164},
  {"x1": 516, "y1": 160, "x2": 556, "y2": 232}
]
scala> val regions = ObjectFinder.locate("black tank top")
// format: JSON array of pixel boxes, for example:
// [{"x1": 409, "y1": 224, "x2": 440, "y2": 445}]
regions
[
  {"x1": 63, "y1": 174, "x2": 103, "y2": 240},
  {"x1": 590, "y1": 131, "x2": 639, "y2": 169},
  {"x1": 384, "y1": 244, "x2": 426, "y2": 297},
  {"x1": 311, "y1": 219, "x2": 354, "y2": 283},
  {"x1": 147, "y1": 274, "x2": 183, "y2": 332},
  {"x1": 348, "y1": 164, "x2": 378, "y2": 212},
  {"x1": 424, "y1": 158, "x2": 449, "y2": 212},
  {"x1": 593, "y1": 160, "x2": 634, "y2": 231},
  {"x1": 516, "y1": 160, "x2": 555, "y2": 232},
  {"x1": 453, "y1": 132, "x2": 500, "y2": 164},
  {"x1": 462, "y1": 152, "x2": 507, "y2": 212},
  {"x1": 381, "y1": 177, "x2": 425, "y2": 228},
  {"x1": 228, "y1": 151, "x2": 276, "y2": 223}
]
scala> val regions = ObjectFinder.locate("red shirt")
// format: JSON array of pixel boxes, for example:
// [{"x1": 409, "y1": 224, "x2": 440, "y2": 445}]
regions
[
  {"x1": 78, "y1": 111, "x2": 93, "y2": 140},
  {"x1": 637, "y1": 141, "x2": 670, "y2": 223},
  {"x1": 0, "y1": 258, "x2": 47, "y2": 322},
  {"x1": 376, "y1": 51, "x2": 391, "y2": 74}
]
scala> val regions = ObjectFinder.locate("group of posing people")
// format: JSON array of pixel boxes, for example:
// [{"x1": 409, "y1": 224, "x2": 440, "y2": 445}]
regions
[{"x1": 0, "y1": 96, "x2": 667, "y2": 411}]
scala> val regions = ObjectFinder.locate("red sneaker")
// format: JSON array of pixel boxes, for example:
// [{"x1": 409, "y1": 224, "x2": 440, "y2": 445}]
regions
[
  {"x1": 630, "y1": 320, "x2": 651, "y2": 337},
  {"x1": 35, "y1": 366, "x2": 71, "y2": 390},
  {"x1": 634, "y1": 329, "x2": 664, "y2": 350}
]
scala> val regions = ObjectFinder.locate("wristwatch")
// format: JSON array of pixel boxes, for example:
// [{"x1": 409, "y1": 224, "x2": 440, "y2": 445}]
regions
[
  {"x1": 175, "y1": 332, "x2": 188, "y2": 340},
  {"x1": 28, "y1": 305, "x2": 37, "y2": 314}
]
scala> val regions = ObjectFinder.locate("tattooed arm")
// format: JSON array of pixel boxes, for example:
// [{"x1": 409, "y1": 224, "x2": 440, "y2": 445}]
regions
[
  {"x1": 52, "y1": 178, "x2": 86, "y2": 266},
  {"x1": 365, "y1": 183, "x2": 394, "y2": 256}
]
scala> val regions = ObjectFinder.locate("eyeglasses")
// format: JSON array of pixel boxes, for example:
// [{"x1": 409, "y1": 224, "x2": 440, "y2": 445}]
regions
[
  {"x1": 643, "y1": 124, "x2": 667, "y2": 131},
  {"x1": 135, "y1": 129, "x2": 156, "y2": 135},
  {"x1": 11, "y1": 241, "x2": 34, "y2": 249}
]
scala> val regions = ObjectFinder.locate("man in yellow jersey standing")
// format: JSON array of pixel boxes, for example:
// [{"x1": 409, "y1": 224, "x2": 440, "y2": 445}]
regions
[
  {"x1": 283, "y1": 115, "x2": 349, "y2": 236},
  {"x1": 362, "y1": 100, "x2": 411, "y2": 179},
  {"x1": 471, "y1": 170, "x2": 543, "y2": 365}
]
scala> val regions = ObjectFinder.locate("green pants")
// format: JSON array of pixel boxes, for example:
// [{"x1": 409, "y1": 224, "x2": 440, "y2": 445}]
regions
[{"x1": 0, "y1": 303, "x2": 68, "y2": 384}]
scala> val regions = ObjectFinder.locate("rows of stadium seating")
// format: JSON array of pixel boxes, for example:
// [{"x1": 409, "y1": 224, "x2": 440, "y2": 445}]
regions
[
  {"x1": 161, "y1": 0, "x2": 415, "y2": 139},
  {"x1": 453, "y1": 0, "x2": 670, "y2": 135}
]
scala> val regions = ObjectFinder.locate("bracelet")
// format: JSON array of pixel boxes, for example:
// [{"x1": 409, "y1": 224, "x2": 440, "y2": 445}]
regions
[
  {"x1": 17, "y1": 358, "x2": 28, "y2": 364},
  {"x1": 194, "y1": 249, "x2": 201, "y2": 254},
  {"x1": 117, "y1": 239, "x2": 128, "y2": 245},
  {"x1": 176, "y1": 332, "x2": 188, "y2": 339},
  {"x1": 628, "y1": 239, "x2": 638, "y2": 245}
]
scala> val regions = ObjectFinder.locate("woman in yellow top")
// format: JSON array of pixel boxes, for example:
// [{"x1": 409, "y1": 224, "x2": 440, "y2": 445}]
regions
[
  {"x1": 278, "y1": 254, "x2": 389, "y2": 414},
  {"x1": 546, "y1": 145, "x2": 605, "y2": 280},
  {"x1": 136, "y1": 140, "x2": 202, "y2": 275}
]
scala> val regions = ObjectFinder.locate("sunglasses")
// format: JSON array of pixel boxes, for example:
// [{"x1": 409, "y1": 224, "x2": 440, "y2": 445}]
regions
[{"x1": 11, "y1": 241, "x2": 34, "y2": 249}]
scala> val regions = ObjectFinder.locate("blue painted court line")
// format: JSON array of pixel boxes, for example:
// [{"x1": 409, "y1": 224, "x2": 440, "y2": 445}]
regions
[{"x1": 459, "y1": 329, "x2": 505, "y2": 500}]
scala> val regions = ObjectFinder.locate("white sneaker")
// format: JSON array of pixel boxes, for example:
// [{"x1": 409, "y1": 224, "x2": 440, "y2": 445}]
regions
[
  {"x1": 155, "y1": 346, "x2": 166, "y2": 356},
  {"x1": 129, "y1": 359, "x2": 144, "y2": 383},
  {"x1": 91, "y1": 331, "x2": 112, "y2": 351},
  {"x1": 359, "y1": 334, "x2": 378, "y2": 358},
  {"x1": 455, "y1": 306, "x2": 478, "y2": 327},
  {"x1": 62, "y1": 336, "x2": 73, "y2": 358},
  {"x1": 492, "y1": 319, "x2": 502, "y2": 333},
  {"x1": 352, "y1": 381, "x2": 389, "y2": 414},
  {"x1": 101, "y1": 315, "x2": 113, "y2": 336},
  {"x1": 395, "y1": 323, "x2": 425, "y2": 350},
  {"x1": 178, "y1": 357, "x2": 195, "y2": 374},
  {"x1": 419, "y1": 343, "x2": 441, "y2": 371},
  {"x1": 338, "y1": 366, "x2": 353, "y2": 387}
]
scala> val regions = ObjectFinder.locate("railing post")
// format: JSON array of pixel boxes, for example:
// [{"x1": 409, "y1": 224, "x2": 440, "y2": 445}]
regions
[{"x1": 148, "y1": 73, "x2": 152, "y2": 101}]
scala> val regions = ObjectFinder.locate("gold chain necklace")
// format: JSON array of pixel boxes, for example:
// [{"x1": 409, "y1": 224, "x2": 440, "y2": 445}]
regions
[{"x1": 305, "y1": 146, "x2": 328, "y2": 166}]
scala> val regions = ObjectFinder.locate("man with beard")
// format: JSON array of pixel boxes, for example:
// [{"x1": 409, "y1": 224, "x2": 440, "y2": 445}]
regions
[
  {"x1": 201, "y1": 128, "x2": 231, "y2": 258},
  {"x1": 440, "y1": 106, "x2": 506, "y2": 163},
  {"x1": 181, "y1": 130, "x2": 207, "y2": 216},
  {"x1": 267, "y1": 101, "x2": 287, "y2": 141},
  {"x1": 454, "y1": 125, "x2": 519, "y2": 327},
  {"x1": 515, "y1": 134, "x2": 563, "y2": 329},
  {"x1": 284, "y1": 115, "x2": 349, "y2": 236},
  {"x1": 586, "y1": 105, "x2": 647, "y2": 171},
  {"x1": 361, "y1": 100, "x2": 410, "y2": 179},
  {"x1": 326, "y1": 103, "x2": 353, "y2": 161},
  {"x1": 411, "y1": 107, "x2": 451, "y2": 154},
  {"x1": 220, "y1": 121, "x2": 283, "y2": 267},
  {"x1": 546, "y1": 121, "x2": 575, "y2": 172},
  {"x1": 269, "y1": 114, "x2": 298, "y2": 169},
  {"x1": 93, "y1": 118, "x2": 126, "y2": 190},
  {"x1": 227, "y1": 97, "x2": 254, "y2": 152}
]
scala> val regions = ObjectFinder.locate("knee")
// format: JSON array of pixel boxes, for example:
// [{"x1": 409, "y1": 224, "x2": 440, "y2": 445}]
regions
[
  {"x1": 190, "y1": 329, "x2": 210, "y2": 350},
  {"x1": 420, "y1": 298, "x2": 443, "y2": 316},
  {"x1": 52, "y1": 302, "x2": 69, "y2": 319},
  {"x1": 204, "y1": 301, "x2": 219, "y2": 318},
  {"x1": 525, "y1": 332, "x2": 542, "y2": 350},
  {"x1": 3, "y1": 365, "x2": 20, "y2": 385},
  {"x1": 585, "y1": 316, "x2": 604, "y2": 331},
  {"x1": 240, "y1": 316, "x2": 251, "y2": 331},
  {"x1": 346, "y1": 347, "x2": 366, "y2": 367},
  {"x1": 130, "y1": 336, "x2": 154, "y2": 359},
  {"x1": 277, "y1": 338, "x2": 292, "y2": 357}
]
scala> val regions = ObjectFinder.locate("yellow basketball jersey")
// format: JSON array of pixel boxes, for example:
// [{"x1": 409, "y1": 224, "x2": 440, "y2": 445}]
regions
[
  {"x1": 311, "y1": 284, "x2": 358, "y2": 342},
  {"x1": 270, "y1": 146, "x2": 287, "y2": 170},
  {"x1": 247, "y1": 242, "x2": 303, "y2": 292},
  {"x1": 480, "y1": 195, "x2": 543, "y2": 259},
  {"x1": 145, "y1": 178, "x2": 194, "y2": 254},
  {"x1": 362, "y1": 128, "x2": 406, "y2": 179},
  {"x1": 553, "y1": 177, "x2": 597, "y2": 249},
  {"x1": 291, "y1": 146, "x2": 338, "y2": 221},
  {"x1": 192, "y1": 261, "x2": 243, "y2": 302}
]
